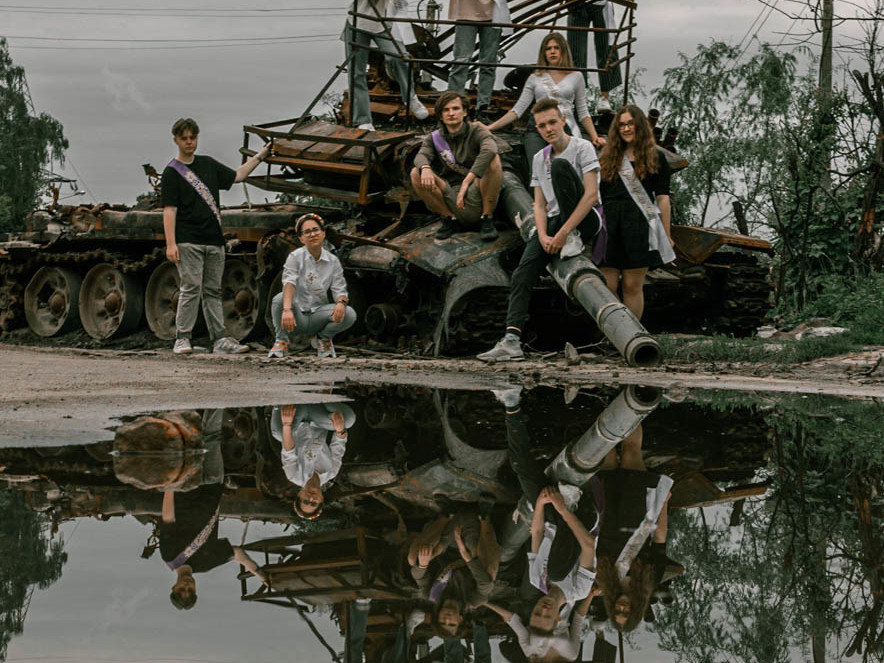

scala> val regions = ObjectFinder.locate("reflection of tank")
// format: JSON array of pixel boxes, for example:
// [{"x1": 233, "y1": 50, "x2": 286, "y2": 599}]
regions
[{"x1": 0, "y1": 2, "x2": 773, "y2": 355}]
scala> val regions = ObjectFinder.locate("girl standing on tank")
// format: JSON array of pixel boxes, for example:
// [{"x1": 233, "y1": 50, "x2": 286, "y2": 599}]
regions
[
  {"x1": 481, "y1": 32, "x2": 605, "y2": 160},
  {"x1": 597, "y1": 104, "x2": 675, "y2": 320}
]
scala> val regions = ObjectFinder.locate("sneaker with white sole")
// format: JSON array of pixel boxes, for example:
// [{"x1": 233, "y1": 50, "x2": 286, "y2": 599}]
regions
[
  {"x1": 213, "y1": 336, "x2": 249, "y2": 354},
  {"x1": 477, "y1": 335, "x2": 524, "y2": 362},
  {"x1": 357, "y1": 123, "x2": 376, "y2": 132},
  {"x1": 560, "y1": 231, "x2": 585, "y2": 259},
  {"x1": 410, "y1": 94, "x2": 429, "y2": 120},
  {"x1": 491, "y1": 385, "x2": 523, "y2": 408},
  {"x1": 596, "y1": 96, "x2": 612, "y2": 113},
  {"x1": 315, "y1": 337, "x2": 336, "y2": 358},
  {"x1": 173, "y1": 338, "x2": 193, "y2": 355},
  {"x1": 267, "y1": 340, "x2": 288, "y2": 359}
]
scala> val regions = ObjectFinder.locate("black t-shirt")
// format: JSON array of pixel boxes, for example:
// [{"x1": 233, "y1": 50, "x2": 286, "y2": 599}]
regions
[
  {"x1": 160, "y1": 484, "x2": 234, "y2": 574},
  {"x1": 600, "y1": 149, "x2": 671, "y2": 203},
  {"x1": 161, "y1": 155, "x2": 236, "y2": 247}
]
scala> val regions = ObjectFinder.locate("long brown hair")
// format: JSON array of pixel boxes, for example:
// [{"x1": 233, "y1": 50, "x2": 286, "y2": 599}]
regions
[
  {"x1": 599, "y1": 105, "x2": 659, "y2": 181},
  {"x1": 534, "y1": 32, "x2": 574, "y2": 73},
  {"x1": 595, "y1": 557, "x2": 655, "y2": 632}
]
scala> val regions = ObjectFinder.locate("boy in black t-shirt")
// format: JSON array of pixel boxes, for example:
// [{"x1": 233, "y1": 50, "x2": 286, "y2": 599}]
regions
[{"x1": 160, "y1": 118, "x2": 270, "y2": 355}]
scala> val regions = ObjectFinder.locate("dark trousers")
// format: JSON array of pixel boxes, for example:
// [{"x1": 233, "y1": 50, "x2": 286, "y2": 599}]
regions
[
  {"x1": 568, "y1": 1, "x2": 623, "y2": 92},
  {"x1": 504, "y1": 159, "x2": 599, "y2": 331}
]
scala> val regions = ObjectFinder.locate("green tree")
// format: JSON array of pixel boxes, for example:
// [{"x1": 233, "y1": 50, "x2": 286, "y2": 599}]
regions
[
  {"x1": 0, "y1": 489, "x2": 68, "y2": 660},
  {"x1": 0, "y1": 38, "x2": 68, "y2": 233}
]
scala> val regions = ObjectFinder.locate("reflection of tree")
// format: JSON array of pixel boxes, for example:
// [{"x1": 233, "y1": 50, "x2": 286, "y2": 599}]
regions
[
  {"x1": 655, "y1": 396, "x2": 883, "y2": 663},
  {"x1": 0, "y1": 489, "x2": 67, "y2": 661}
]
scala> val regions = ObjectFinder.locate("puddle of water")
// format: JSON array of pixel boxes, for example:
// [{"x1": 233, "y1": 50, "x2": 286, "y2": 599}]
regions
[{"x1": 1, "y1": 384, "x2": 881, "y2": 662}]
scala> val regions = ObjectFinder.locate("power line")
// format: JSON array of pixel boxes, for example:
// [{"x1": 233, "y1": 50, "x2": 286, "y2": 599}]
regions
[
  {"x1": 8, "y1": 37, "x2": 338, "y2": 50},
  {"x1": 3, "y1": 32, "x2": 338, "y2": 43}
]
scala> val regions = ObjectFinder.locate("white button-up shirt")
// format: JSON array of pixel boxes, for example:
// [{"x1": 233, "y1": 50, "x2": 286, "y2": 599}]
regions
[
  {"x1": 281, "y1": 246, "x2": 348, "y2": 314},
  {"x1": 280, "y1": 422, "x2": 347, "y2": 487}
]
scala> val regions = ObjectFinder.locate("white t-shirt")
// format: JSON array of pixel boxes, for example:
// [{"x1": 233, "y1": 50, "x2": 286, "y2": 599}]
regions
[
  {"x1": 530, "y1": 136, "x2": 600, "y2": 217},
  {"x1": 527, "y1": 521, "x2": 596, "y2": 604}
]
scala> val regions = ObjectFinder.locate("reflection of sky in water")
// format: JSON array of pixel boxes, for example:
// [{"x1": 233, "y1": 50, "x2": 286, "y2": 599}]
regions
[{"x1": 3, "y1": 386, "x2": 881, "y2": 663}]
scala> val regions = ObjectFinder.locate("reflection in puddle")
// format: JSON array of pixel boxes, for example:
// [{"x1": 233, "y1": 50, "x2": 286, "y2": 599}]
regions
[{"x1": 1, "y1": 385, "x2": 881, "y2": 662}]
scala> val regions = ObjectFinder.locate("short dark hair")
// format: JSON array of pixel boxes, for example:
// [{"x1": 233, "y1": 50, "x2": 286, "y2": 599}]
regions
[
  {"x1": 434, "y1": 92, "x2": 469, "y2": 120},
  {"x1": 531, "y1": 98, "x2": 563, "y2": 117},
  {"x1": 295, "y1": 213, "x2": 325, "y2": 235},
  {"x1": 171, "y1": 118, "x2": 200, "y2": 137},
  {"x1": 170, "y1": 588, "x2": 197, "y2": 610}
]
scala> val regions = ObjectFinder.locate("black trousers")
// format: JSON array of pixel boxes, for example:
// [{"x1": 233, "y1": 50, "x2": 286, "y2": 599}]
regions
[
  {"x1": 504, "y1": 160, "x2": 598, "y2": 331},
  {"x1": 568, "y1": 1, "x2": 623, "y2": 92}
]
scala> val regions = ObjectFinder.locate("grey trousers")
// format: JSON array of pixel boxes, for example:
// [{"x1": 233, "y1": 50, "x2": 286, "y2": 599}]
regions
[
  {"x1": 270, "y1": 292, "x2": 357, "y2": 343},
  {"x1": 448, "y1": 23, "x2": 502, "y2": 109},
  {"x1": 346, "y1": 23, "x2": 413, "y2": 127},
  {"x1": 176, "y1": 243, "x2": 226, "y2": 341}
]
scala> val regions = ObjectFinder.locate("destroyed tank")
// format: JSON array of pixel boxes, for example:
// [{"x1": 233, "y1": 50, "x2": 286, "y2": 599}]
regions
[{"x1": 0, "y1": 0, "x2": 772, "y2": 363}]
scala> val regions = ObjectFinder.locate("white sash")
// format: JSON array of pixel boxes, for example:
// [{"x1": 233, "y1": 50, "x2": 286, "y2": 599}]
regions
[
  {"x1": 614, "y1": 474, "x2": 673, "y2": 580},
  {"x1": 618, "y1": 155, "x2": 676, "y2": 264}
]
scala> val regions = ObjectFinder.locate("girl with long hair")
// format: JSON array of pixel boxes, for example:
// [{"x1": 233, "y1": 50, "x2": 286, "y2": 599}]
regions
[
  {"x1": 597, "y1": 105, "x2": 675, "y2": 319},
  {"x1": 482, "y1": 32, "x2": 605, "y2": 160}
]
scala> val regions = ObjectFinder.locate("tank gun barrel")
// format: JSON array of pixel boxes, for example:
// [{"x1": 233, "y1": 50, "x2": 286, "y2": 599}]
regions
[{"x1": 499, "y1": 170, "x2": 662, "y2": 367}]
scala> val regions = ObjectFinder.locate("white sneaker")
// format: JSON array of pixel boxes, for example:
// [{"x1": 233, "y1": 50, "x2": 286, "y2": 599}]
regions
[
  {"x1": 267, "y1": 340, "x2": 288, "y2": 359},
  {"x1": 491, "y1": 386, "x2": 523, "y2": 408},
  {"x1": 173, "y1": 338, "x2": 193, "y2": 355},
  {"x1": 560, "y1": 231, "x2": 585, "y2": 259},
  {"x1": 357, "y1": 123, "x2": 376, "y2": 132},
  {"x1": 596, "y1": 96, "x2": 612, "y2": 113},
  {"x1": 213, "y1": 336, "x2": 249, "y2": 354},
  {"x1": 410, "y1": 94, "x2": 429, "y2": 120},
  {"x1": 315, "y1": 337, "x2": 336, "y2": 359},
  {"x1": 477, "y1": 335, "x2": 524, "y2": 362}
]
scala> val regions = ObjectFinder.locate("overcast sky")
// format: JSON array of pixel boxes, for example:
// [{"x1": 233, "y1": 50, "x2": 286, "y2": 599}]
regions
[{"x1": 0, "y1": 0, "x2": 871, "y2": 207}]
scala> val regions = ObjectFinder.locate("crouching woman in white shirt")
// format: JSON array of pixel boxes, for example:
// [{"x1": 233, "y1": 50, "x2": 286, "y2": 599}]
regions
[{"x1": 268, "y1": 213, "x2": 358, "y2": 359}]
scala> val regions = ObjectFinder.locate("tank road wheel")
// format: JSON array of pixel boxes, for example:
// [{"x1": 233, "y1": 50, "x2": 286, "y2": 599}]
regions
[
  {"x1": 263, "y1": 270, "x2": 282, "y2": 334},
  {"x1": 145, "y1": 262, "x2": 180, "y2": 341},
  {"x1": 24, "y1": 266, "x2": 83, "y2": 337},
  {"x1": 221, "y1": 407, "x2": 260, "y2": 470},
  {"x1": 222, "y1": 259, "x2": 266, "y2": 341},
  {"x1": 79, "y1": 264, "x2": 144, "y2": 340}
]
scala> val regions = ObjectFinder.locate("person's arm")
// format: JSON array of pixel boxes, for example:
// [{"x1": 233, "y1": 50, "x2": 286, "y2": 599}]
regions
[
  {"x1": 653, "y1": 494, "x2": 670, "y2": 544},
  {"x1": 280, "y1": 252, "x2": 298, "y2": 332},
  {"x1": 234, "y1": 142, "x2": 272, "y2": 183},
  {"x1": 549, "y1": 489, "x2": 596, "y2": 569},
  {"x1": 581, "y1": 116, "x2": 605, "y2": 148},
  {"x1": 280, "y1": 404, "x2": 297, "y2": 452},
  {"x1": 548, "y1": 169, "x2": 599, "y2": 254},
  {"x1": 413, "y1": 134, "x2": 438, "y2": 191},
  {"x1": 485, "y1": 110, "x2": 518, "y2": 132},
  {"x1": 328, "y1": 257, "x2": 349, "y2": 323},
  {"x1": 163, "y1": 207, "x2": 179, "y2": 263},
  {"x1": 162, "y1": 490, "x2": 175, "y2": 523},
  {"x1": 487, "y1": 77, "x2": 535, "y2": 131},
  {"x1": 533, "y1": 185, "x2": 550, "y2": 250},
  {"x1": 232, "y1": 546, "x2": 268, "y2": 585},
  {"x1": 572, "y1": 74, "x2": 604, "y2": 148},
  {"x1": 484, "y1": 602, "x2": 515, "y2": 622},
  {"x1": 468, "y1": 125, "x2": 498, "y2": 179}
]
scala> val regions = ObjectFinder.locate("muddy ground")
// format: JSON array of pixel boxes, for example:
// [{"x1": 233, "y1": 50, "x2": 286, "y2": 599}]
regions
[{"x1": 2, "y1": 335, "x2": 882, "y2": 448}]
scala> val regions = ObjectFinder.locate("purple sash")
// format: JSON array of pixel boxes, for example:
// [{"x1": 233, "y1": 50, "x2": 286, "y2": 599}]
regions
[
  {"x1": 166, "y1": 505, "x2": 220, "y2": 570},
  {"x1": 541, "y1": 145, "x2": 607, "y2": 263},
  {"x1": 167, "y1": 159, "x2": 223, "y2": 227},
  {"x1": 431, "y1": 130, "x2": 470, "y2": 176}
]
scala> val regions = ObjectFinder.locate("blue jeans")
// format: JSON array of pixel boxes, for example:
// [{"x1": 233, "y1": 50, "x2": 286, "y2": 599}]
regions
[
  {"x1": 447, "y1": 23, "x2": 502, "y2": 109},
  {"x1": 270, "y1": 292, "x2": 357, "y2": 343},
  {"x1": 346, "y1": 23, "x2": 414, "y2": 126}
]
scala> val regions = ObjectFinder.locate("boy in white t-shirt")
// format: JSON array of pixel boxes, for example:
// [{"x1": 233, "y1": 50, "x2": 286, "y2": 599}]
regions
[{"x1": 478, "y1": 97, "x2": 601, "y2": 362}]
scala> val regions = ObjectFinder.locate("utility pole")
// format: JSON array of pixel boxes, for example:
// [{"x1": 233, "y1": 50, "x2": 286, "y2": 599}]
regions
[{"x1": 819, "y1": 0, "x2": 834, "y2": 190}]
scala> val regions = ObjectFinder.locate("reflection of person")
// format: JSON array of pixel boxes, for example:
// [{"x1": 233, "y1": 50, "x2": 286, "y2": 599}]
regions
[
  {"x1": 406, "y1": 500, "x2": 499, "y2": 638},
  {"x1": 344, "y1": 0, "x2": 429, "y2": 131},
  {"x1": 567, "y1": 0, "x2": 623, "y2": 112},
  {"x1": 482, "y1": 33, "x2": 604, "y2": 160},
  {"x1": 160, "y1": 414, "x2": 265, "y2": 610},
  {"x1": 161, "y1": 117, "x2": 270, "y2": 356},
  {"x1": 590, "y1": 424, "x2": 672, "y2": 632},
  {"x1": 270, "y1": 403, "x2": 356, "y2": 520},
  {"x1": 597, "y1": 105, "x2": 675, "y2": 320},
  {"x1": 478, "y1": 99, "x2": 600, "y2": 362},
  {"x1": 410, "y1": 92, "x2": 503, "y2": 241},
  {"x1": 268, "y1": 214, "x2": 358, "y2": 359},
  {"x1": 446, "y1": 0, "x2": 511, "y2": 121}
]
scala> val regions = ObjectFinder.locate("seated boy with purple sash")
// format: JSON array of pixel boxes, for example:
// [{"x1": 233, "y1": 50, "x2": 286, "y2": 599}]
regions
[{"x1": 410, "y1": 92, "x2": 503, "y2": 241}]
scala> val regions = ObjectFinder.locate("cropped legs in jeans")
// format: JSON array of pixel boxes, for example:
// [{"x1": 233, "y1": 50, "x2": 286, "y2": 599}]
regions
[
  {"x1": 270, "y1": 292, "x2": 357, "y2": 343},
  {"x1": 346, "y1": 23, "x2": 414, "y2": 127},
  {"x1": 504, "y1": 160, "x2": 599, "y2": 331},
  {"x1": 567, "y1": 1, "x2": 623, "y2": 91},
  {"x1": 448, "y1": 23, "x2": 502, "y2": 109},
  {"x1": 175, "y1": 243, "x2": 226, "y2": 341}
]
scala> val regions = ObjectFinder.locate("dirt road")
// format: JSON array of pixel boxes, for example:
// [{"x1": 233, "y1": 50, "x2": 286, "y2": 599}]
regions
[{"x1": 2, "y1": 343, "x2": 881, "y2": 447}]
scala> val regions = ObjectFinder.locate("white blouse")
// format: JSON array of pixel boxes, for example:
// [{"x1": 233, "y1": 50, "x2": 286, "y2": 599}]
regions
[{"x1": 511, "y1": 71, "x2": 591, "y2": 137}]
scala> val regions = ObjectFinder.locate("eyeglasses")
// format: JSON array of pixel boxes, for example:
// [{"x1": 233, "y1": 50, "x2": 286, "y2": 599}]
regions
[
  {"x1": 299, "y1": 227, "x2": 323, "y2": 236},
  {"x1": 618, "y1": 120, "x2": 636, "y2": 128}
]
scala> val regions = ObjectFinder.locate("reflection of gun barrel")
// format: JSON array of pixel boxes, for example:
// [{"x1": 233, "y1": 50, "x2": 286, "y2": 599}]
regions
[
  {"x1": 545, "y1": 385, "x2": 662, "y2": 484},
  {"x1": 498, "y1": 385, "x2": 662, "y2": 563},
  {"x1": 647, "y1": 108, "x2": 660, "y2": 128},
  {"x1": 499, "y1": 171, "x2": 662, "y2": 367},
  {"x1": 661, "y1": 127, "x2": 679, "y2": 150}
]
